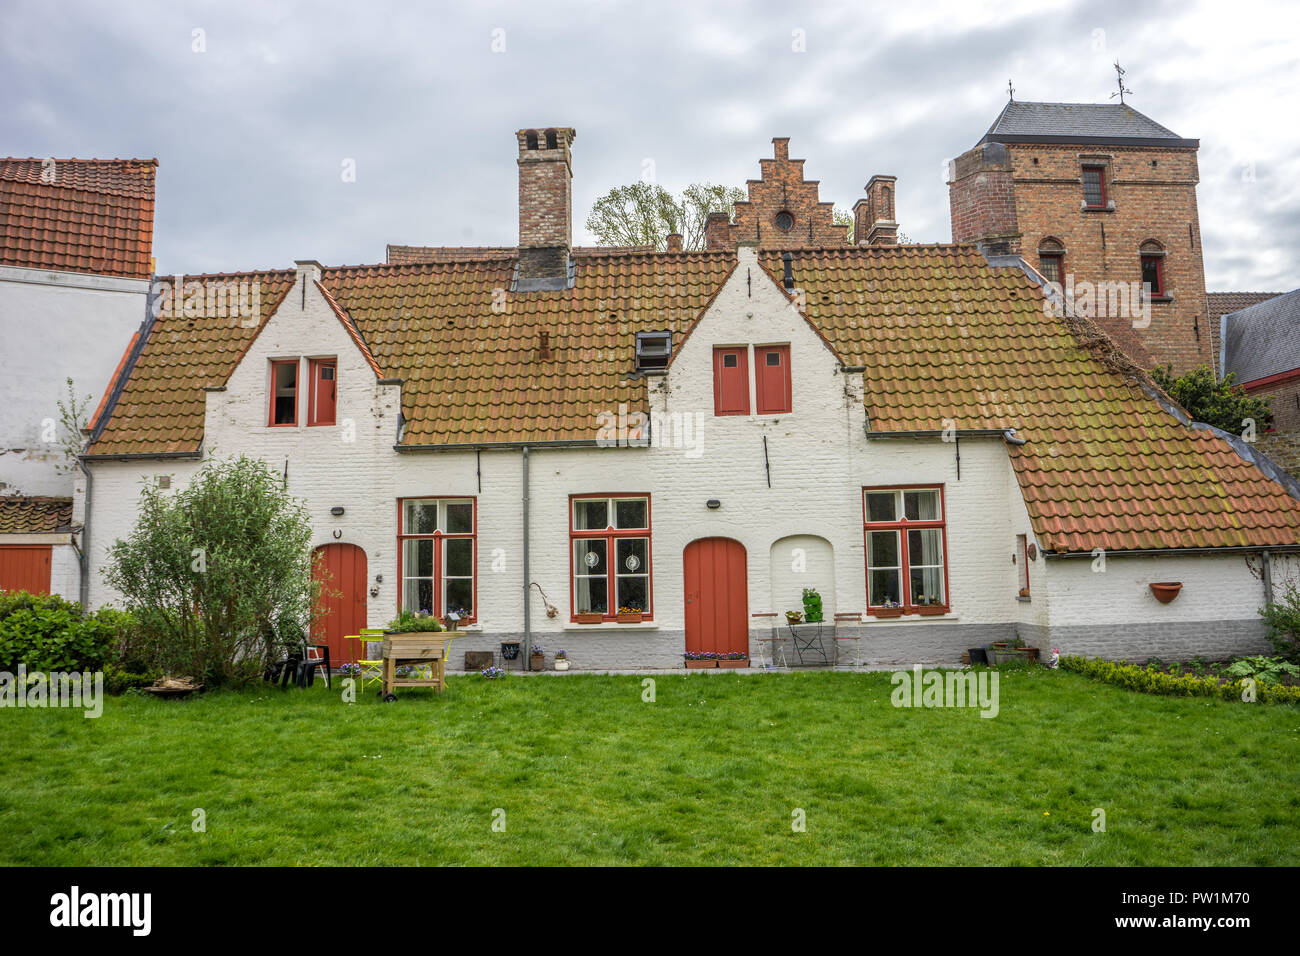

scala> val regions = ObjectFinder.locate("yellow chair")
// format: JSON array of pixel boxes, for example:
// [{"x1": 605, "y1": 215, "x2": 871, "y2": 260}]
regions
[{"x1": 344, "y1": 628, "x2": 386, "y2": 694}]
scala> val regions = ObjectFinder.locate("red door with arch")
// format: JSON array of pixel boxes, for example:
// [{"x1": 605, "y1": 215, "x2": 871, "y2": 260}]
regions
[
  {"x1": 313, "y1": 543, "x2": 367, "y2": 664},
  {"x1": 683, "y1": 537, "x2": 749, "y2": 661}
]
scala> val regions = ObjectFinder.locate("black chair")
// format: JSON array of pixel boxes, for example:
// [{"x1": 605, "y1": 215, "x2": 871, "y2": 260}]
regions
[{"x1": 298, "y1": 643, "x2": 331, "y2": 689}]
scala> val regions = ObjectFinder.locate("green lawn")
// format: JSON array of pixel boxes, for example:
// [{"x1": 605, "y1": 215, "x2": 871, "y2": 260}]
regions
[{"x1": 3, "y1": 668, "x2": 1297, "y2": 865}]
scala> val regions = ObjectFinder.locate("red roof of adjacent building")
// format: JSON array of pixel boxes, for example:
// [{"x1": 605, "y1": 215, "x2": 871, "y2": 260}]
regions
[{"x1": 0, "y1": 157, "x2": 157, "y2": 279}]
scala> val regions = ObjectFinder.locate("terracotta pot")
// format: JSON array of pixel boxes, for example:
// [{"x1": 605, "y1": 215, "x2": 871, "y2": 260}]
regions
[
  {"x1": 574, "y1": 613, "x2": 604, "y2": 624},
  {"x1": 530, "y1": 652, "x2": 545, "y2": 671},
  {"x1": 616, "y1": 612, "x2": 644, "y2": 623},
  {"x1": 718, "y1": 658, "x2": 749, "y2": 668},
  {"x1": 1149, "y1": 582, "x2": 1182, "y2": 604},
  {"x1": 915, "y1": 606, "x2": 946, "y2": 616},
  {"x1": 685, "y1": 659, "x2": 717, "y2": 669},
  {"x1": 873, "y1": 608, "x2": 904, "y2": 619}
]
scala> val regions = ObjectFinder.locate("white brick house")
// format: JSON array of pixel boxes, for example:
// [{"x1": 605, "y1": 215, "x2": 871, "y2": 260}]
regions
[{"x1": 77, "y1": 131, "x2": 1300, "y2": 670}]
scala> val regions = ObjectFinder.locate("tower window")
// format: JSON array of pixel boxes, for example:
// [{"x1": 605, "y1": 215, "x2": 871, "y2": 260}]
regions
[
  {"x1": 774, "y1": 211, "x2": 794, "y2": 232},
  {"x1": 1082, "y1": 165, "x2": 1107, "y2": 208}
]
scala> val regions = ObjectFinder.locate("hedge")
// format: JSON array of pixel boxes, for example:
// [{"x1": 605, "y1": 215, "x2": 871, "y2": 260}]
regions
[{"x1": 1060, "y1": 655, "x2": 1300, "y2": 704}]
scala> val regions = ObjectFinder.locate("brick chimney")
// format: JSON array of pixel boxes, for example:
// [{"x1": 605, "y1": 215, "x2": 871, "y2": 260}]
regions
[
  {"x1": 517, "y1": 127, "x2": 575, "y2": 282},
  {"x1": 947, "y1": 142, "x2": 1021, "y2": 255},
  {"x1": 853, "y1": 175, "x2": 899, "y2": 246},
  {"x1": 705, "y1": 212, "x2": 732, "y2": 252},
  {"x1": 665, "y1": 232, "x2": 683, "y2": 253}
]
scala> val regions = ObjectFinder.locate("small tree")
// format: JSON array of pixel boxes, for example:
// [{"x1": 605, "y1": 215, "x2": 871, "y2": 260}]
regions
[
  {"x1": 1150, "y1": 364, "x2": 1272, "y2": 434},
  {"x1": 54, "y1": 377, "x2": 93, "y2": 475},
  {"x1": 104, "y1": 456, "x2": 319, "y2": 686},
  {"x1": 1260, "y1": 585, "x2": 1300, "y2": 663},
  {"x1": 586, "y1": 181, "x2": 745, "y2": 250}
]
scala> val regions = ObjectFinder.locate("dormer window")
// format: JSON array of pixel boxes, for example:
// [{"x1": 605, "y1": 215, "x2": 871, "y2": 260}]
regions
[
  {"x1": 635, "y1": 331, "x2": 672, "y2": 372},
  {"x1": 270, "y1": 360, "x2": 298, "y2": 426}
]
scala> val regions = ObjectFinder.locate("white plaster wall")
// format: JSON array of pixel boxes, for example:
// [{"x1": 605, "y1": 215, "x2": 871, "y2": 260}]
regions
[{"x1": 0, "y1": 268, "x2": 148, "y2": 497}]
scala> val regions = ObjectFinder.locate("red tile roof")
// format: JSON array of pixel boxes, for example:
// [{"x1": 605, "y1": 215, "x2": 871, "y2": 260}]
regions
[
  {"x1": 0, "y1": 497, "x2": 73, "y2": 534},
  {"x1": 0, "y1": 158, "x2": 157, "y2": 279},
  {"x1": 86, "y1": 244, "x2": 1300, "y2": 553}
]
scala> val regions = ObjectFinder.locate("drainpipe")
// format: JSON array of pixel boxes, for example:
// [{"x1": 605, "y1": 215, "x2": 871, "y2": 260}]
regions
[
  {"x1": 1262, "y1": 550, "x2": 1274, "y2": 605},
  {"x1": 77, "y1": 456, "x2": 93, "y2": 607},
  {"x1": 522, "y1": 445, "x2": 531, "y2": 659}
]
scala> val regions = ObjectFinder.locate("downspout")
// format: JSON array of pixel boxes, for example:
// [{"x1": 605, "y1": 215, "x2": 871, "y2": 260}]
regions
[
  {"x1": 77, "y1": 456, "x2": 93, "y2": 607},
  {"x1": 1262, "y1": 550, "x2": 1274, "y2": 606},
  {"x1": 522, "y1": 445, "x2": 531, "y2": 659}
]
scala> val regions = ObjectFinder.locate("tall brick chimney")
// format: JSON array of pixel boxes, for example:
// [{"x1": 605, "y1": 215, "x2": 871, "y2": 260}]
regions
[
  {"x1": 853, "y1": 175, "x2": 899, "y2": 246},
  {"x1": 947, "y1": 142, "x2": 1021, "y2": 255},
  {"x1": 517, "y1": 127, "x2": 575, "y2": 282},
  {"x1": 705, "y1": 212, "x2": 732, "y2": 252}
]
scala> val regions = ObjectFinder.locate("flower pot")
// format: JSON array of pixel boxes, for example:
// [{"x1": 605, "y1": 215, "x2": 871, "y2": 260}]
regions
[
  {"x1": 616, "y1": 611, "x2": 644, "y2": 623},
  {"x1": 529, "y1": 652, "x2": 545, "y2": 671},
  {"x1": 685, "y1": 659, "x2": 717, "y2": 669},
  {"x1": 1024, "y1": 647, "x2": 1040, "y2": 661},
  {"x1": 718, "y1": 658, "x2": 749, "y2": 668},
  {"x1": 915, "y1": 606, "x2": 946, "y2": 616},
  {"x1": 872, "y1": 608, "x2": 904, "y2": 619},
  {"x1": 500, "y1": 641, "x2": 521, "y2": 661},
  {"x1": 990, "y1": 642, "x2": 1010, "y2": 650},
  {"x1": 1149, "y1": 582, "x2": 1182, "y2": 604},
  {"x1": 574, "y1": 613, "x2": 604, "y2": 624},
  {"x1": 554, "y1": 660, "x2": 570, "y2": 671},
  {"x1": 785, "y1": 612, "x2": 803, "y2": 625}
]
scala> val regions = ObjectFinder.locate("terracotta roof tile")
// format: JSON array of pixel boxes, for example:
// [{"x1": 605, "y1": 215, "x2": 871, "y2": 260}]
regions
[
  {"x1": 0, "y1": 158, "x2": 157, "y2": 279},
  {"x1": 0, "y1": 497, "x2": 73, "y2": 534}
]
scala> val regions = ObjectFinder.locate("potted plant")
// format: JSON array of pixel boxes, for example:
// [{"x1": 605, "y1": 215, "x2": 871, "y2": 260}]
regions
[
  {"x1": 1149, "y1": 582, "x2": 1183, "y2": 604},
  {"x1": 718, "y1": 651, "x2": 749, "y2": 668},
  {"x1": 684, "y1": 651, "x2": 719, "y2": 669},
  {"x1": 616, "y1": 605, "x2": 644, "y2": 623},
  {"x1": 529, "y1": 643, "x2": 545, "y2": 671},
  {"x1": 873, "y1": 600, "x2": 904, "y2": 619},
  {"x1": 554, "y1": 649, "x2": 570, "y2": 671},
  {"x1": 916, "y1": 595, "x2": 946, "y2": 616},
  {"x1": 574, "y1": 608, "x2": 603, "y2": 624},
  {"x1": 785, "y1": 609, "x2": 804, "y2": 625},
  {"x1": 801, "y1": 588, "x2": 823, "y2": 623},
  {"x1": 500, "y1": 640, "x2": 521, "y2": 661},
  {"x1": 385, "y1": 609, "x2": 444, "y2": 634}
]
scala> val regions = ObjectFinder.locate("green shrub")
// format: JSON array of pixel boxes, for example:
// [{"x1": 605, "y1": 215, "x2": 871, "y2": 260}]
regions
[
  {"x1": 1259, "y1": 585, "x2": 1300, "y2": 663},
  {"x1": 386, "y1": 610, "x2": 444, "y2": 633},
  {"x1": 0, "y1": 591, "x2": 116, "y2": 673},
  {"x1": 1060, "y1": 655, "x2": 1300, "y2": 704},
  {"x1": 1225, "y1": 655, "x2": 1300, "y2": 685}
]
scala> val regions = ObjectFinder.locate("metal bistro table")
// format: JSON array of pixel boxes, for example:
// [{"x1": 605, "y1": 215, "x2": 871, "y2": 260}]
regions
[{"x1": 786, "y1": 621, "x2": 832, "y2": 666}]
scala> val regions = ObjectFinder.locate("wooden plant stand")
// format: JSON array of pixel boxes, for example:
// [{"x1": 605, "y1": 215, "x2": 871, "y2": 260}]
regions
[{"x1": 380, "y1": 632, "x2": 462, "y2": 699}]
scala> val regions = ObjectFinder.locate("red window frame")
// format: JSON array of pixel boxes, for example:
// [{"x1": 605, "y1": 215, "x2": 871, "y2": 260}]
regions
[
  {"x1": 1082, "y1": 165, "x2": 1107, "y2": 208},
  {"x1": 862, "y1": 485, "x2": 951, "y2": 615},
  {"x1": 1017, "y1": 534, "x2": 1030, "y2": 596},
  {"x1": 713, "y1": 346, "x2": 750, "y2": 416},
  {"x1": 396, "y1": 497, "x2": 477, "y2": 624},
  {"x1": 1141, "y1": 254, "x2": 1166, "y2": 297},
  {"x1": 1038, "y1": 253, "x2": 1064, "y2": 286},
  {"x1": 308, "y1": 358, "x2": 337, "y2": 426},
  {"x1": 754, "y1": 344, "x2": 792, "y2": 415},
  {"x1": 269, "y1": 360, "x2": 298, "y2": 426},
  {"x1": 569, "y1": 494, "x2": 653, "y2": 622}
]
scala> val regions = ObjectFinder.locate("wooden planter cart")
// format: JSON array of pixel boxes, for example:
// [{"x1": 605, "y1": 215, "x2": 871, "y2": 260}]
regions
[{"x1": 380, "y1": 631, "x2": 463, "y2": 700}]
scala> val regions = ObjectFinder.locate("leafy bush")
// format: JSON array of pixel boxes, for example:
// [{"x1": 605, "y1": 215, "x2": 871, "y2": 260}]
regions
[
  {"x1": 1061, "y1": 655, "x2": 1300, "y2": 704},
  {"x1": 0, "y1": 591, "x2": 117, "y2": 673},
  {"x1": 103, "y1": 456, "x2": 318, "y2": 687},
  {"x1": 386, "y1": 610, "x2": 444, "y2": 633},
  {"x1": 1150, "y1": 363, "x2": 1272, "y2": 434},
  {"x1": 1225, "y1": 656, "x2": 1300, "y2": 685},
  {"x1": 1259, "y1": 585, "x2": 1300, "y2": 663}
]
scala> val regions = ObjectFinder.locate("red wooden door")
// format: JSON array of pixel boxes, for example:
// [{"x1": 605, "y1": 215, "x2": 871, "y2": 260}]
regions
[
  {"x1": 683, "y1": 537, "x2": 749, "y2": 658},
  {"x1": 0, "y1": 545, "x2": 53, "y2": 595},
  {"x1": 312, "y1": 543, "x2": 367, "y2": 664}
]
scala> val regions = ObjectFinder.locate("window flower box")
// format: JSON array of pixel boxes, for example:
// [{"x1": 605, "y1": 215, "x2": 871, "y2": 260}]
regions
[
  {"x1": 616, "y1": 608, "x2": 644, "y2": 623},
  {"x1": 872, "y1": 607, "x2": 904, "y2": 619},
  {"x1": 914, "y1": 605, "x2": 947, "y2": 616},
  {"x1": 574, "y1": 613, "x2": 604, "y2": 625}
]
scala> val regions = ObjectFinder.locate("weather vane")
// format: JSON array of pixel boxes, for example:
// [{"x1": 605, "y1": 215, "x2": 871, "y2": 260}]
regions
[
  {"x1": 1007, "y1": 78, "x2": 1014, "y2": 101},
  {"x1": 1109, "y1": 61, "x2": 1132, "y2": 104}
]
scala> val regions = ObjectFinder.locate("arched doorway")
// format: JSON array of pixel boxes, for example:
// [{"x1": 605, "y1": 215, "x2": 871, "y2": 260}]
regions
[
  {"x1": 682, "y1": 537, "x2": 749, "y2": 661},
  {"x1": 769, "y1": 534, "x2": 835, "y2": 621},
  {"x1": 312, "y1": 543, "x2": 368, "y2": 664}
]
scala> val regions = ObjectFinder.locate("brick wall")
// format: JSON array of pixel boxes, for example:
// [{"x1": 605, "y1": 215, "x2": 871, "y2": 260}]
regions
[
  {"x1": 948, "y1": 143, "x2": 1021, "y2": 253},
  {"x1": 724, "y1": 138, "x2": 851, "y2": 250}
]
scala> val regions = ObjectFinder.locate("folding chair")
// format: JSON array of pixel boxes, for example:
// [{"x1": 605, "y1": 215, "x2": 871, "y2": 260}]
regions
[
  {"x1": 833, "y1": 613, "x2": 864, "y2": 667},
  {"x1": 345, "y1": 628, "x2": 386, "y2": 694}
]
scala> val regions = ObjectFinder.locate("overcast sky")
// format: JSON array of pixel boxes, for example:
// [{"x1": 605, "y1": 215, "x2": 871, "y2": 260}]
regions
[{"x1": 2, "y1": 0, "x2": 1296, "y2": 290}]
